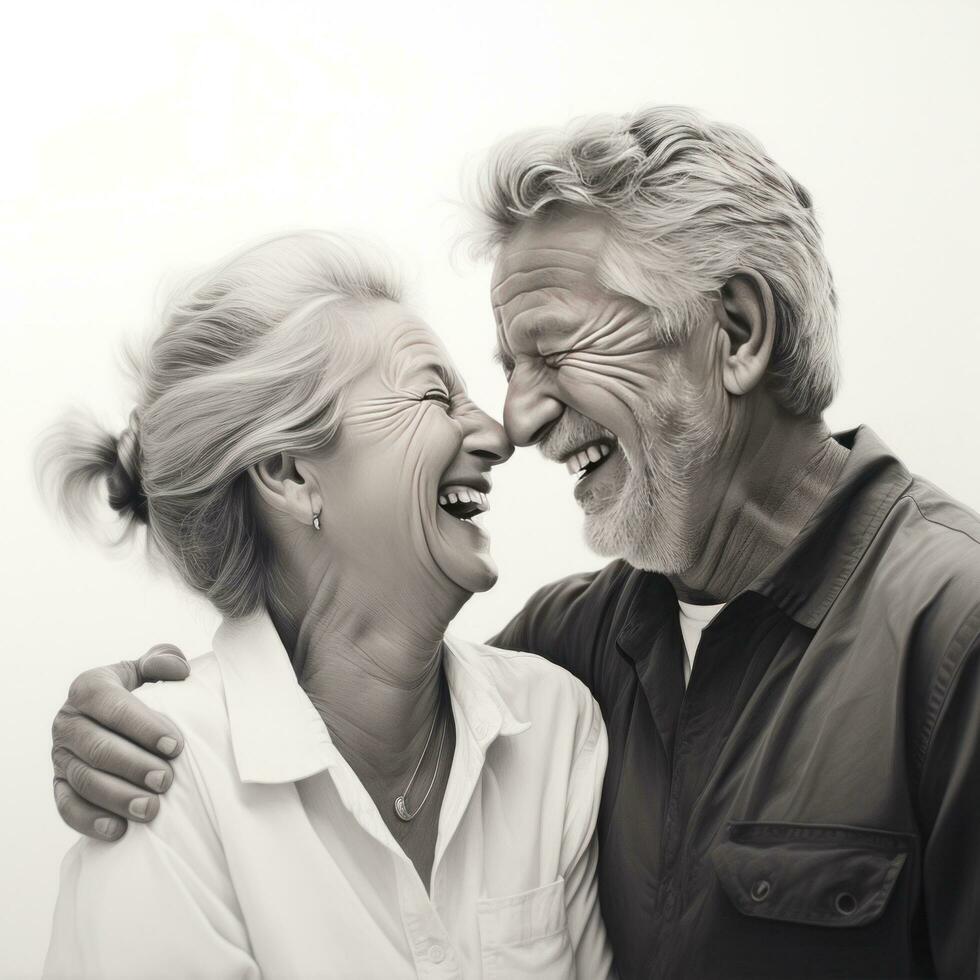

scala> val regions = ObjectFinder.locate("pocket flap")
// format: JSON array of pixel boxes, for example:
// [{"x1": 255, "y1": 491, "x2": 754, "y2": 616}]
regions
[
  {"x1": 477, "y1": 876, "x2": 567, "y2": 949},
  {"x1": 711, "y1": 822, "x2": 912, "y2": 928}
]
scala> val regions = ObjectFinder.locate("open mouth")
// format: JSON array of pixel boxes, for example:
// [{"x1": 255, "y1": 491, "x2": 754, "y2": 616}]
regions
[
  {"x1": 563, "y1": 440, "x2": 616, "y2": 482},
  {"x1": 438, "y1": 484, "x2": 490, "y2": 522}
]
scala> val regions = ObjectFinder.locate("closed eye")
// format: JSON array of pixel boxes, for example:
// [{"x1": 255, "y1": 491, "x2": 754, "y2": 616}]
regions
[
  {"x1": 543, "y1": 350, "x2": 572, "y2": 369},
  {"x1": 421, "y1": 389, "x2": 452, "y2": 407}
]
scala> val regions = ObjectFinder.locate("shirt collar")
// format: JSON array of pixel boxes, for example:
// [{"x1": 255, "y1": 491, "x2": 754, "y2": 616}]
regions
[
  {"x1": 212, "y1": 614, "x2": 529, "y2": 786},
  {"x1": 747, "y1": 425, "x2": 911, "y2": 628}
]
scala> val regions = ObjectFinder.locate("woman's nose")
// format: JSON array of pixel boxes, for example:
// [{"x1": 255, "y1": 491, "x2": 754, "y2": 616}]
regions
[
  {"x1": 503, "y1": 366, "x2": 564, "y2": 447},
  {"x1": 464, "y1": 409, "x2": 514, "y2": 466}
]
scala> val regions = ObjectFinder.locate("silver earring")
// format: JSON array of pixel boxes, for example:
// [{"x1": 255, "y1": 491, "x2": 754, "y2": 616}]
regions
[{"x1": 312, "y1": 511, "x2": 321, "y2": 531}]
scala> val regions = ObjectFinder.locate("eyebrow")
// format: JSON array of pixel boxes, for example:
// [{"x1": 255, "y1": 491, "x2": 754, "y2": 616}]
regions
[
  {"x1": 419, "y1": 359, "x2": 459, "y2": 390},
  {"x1": 496, "y1": 313, "x2": 575, "y2": 355},
  {"x1": 526, "y1": 317, "x2": 571, "y2": 342}
]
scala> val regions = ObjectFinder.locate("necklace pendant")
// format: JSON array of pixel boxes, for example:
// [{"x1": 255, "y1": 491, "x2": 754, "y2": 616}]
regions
[{"x1": 394, "y1": 796, "x2": 413, "y2": 822}]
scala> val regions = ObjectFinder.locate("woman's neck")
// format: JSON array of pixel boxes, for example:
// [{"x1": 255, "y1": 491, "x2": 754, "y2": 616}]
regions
[{"x1": 271, "y1": 556, "x2": 462, "y2": 785}]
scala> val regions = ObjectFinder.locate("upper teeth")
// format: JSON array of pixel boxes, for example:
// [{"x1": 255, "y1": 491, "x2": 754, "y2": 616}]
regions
[
  {"x1": 438, "y1": 486, "x2": 490, "y2": 513},
  {"x1": 564, "y1": 442, "x2": 612, "y2": 475}
]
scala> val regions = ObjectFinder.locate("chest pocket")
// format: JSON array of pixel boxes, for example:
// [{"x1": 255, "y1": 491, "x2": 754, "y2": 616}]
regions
[
  {"x1": 477, "y1": 876, "x2": 572, "y2": 979},
  {"x1": 711, "y1": 821, "x2": 914, "y2": 928}
]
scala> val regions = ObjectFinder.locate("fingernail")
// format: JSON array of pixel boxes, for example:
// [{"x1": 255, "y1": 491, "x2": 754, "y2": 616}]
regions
[
  {"x1": 145, "y1": 770, "x2": 168, "y2": 792},
  {"x1": 157, "y1": 736, "x2": 178, "y2": 756},
  {"x1": 129, "y1": 797, "x2": 150, "y2": 819},
  {"x1": 94, "y1": 817, "x2": 121, "y2": 839}
]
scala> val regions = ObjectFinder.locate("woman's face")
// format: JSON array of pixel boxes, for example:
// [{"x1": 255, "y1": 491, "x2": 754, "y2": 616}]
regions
[{"x1": 313, "y1": 301, "x2": 513, "y2": 598}]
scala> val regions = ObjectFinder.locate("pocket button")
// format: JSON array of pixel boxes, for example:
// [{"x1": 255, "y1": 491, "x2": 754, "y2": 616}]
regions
[
  {"x1": 835, "y1": 891, "x2": 857, "y2": 916},
  {"x1": 750, "y1": 879, "x2": 771, "y2": 902}
]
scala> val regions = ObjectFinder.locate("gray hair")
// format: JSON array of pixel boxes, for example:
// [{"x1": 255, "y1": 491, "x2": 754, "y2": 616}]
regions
[
  {"x1": 472, "y1": 105, "x2": 840, "y2": 418},
  {"x1": 37, "y1": 232, "x2": 400, "y2": 618}
]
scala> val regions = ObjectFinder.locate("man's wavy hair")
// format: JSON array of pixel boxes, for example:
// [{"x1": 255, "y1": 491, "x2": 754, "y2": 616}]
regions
[{"x1": 471, "y1": 106, "x2": 840, "y2": 418}]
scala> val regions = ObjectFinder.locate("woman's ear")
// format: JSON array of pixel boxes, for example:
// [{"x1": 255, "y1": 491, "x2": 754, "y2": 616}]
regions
[
  {"x1": 248, "y1": 453, "x2": 323, "y2": 529},
  {"x1": 715, "y1": 268, "x2": 777, "y2": 397}
]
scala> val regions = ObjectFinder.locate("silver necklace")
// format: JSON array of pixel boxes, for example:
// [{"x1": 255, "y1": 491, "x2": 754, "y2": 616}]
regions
[{"x1": 394, "y1": 693, "x2": 448, "y2": 822}]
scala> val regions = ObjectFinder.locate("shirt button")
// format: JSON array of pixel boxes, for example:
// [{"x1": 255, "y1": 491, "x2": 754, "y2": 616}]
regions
[
  {"x1": 750, "y1": 879, "x2": 771, "y2": 902},
  {"x1": 428, "y1": 944, "x2": 445, "y2": 964},
  {"x1": 474, "y1": 722, "x2": 489, "y2": 739}
]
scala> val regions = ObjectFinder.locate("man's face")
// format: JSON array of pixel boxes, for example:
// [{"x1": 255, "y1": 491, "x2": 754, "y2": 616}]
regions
[{"x1": 491, "y1": 210, "x2": 724, "y2": 573}]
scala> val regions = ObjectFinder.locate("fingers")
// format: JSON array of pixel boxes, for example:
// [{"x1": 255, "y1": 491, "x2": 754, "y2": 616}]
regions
[
  {"x1": 139, "y1": 644, "x2": 189, "y2": 683},
  {"x1": 53, "y1": 778, "x2": 127, "y2": 842},
  {"x1": 67, "y1": 665, "x2": 184, "y2": 759},
  {"x1": 56, "y1": 747, "x2": 161, "y2": 823},
  {"x1": 55, "y1": 712, "x2": 174, "y2": 793}
]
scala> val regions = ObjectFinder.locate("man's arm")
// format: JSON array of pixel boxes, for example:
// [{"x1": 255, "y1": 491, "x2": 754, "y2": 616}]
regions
[
  {"x1": 50, "y1": 645, "x2": 190, "y2": 839},
  {"x1": 55, "y1": 563, "x2": 625, "y2": 840},
  {"x1": 916, "y1": 626, "x2": 980, "y2": 978}
]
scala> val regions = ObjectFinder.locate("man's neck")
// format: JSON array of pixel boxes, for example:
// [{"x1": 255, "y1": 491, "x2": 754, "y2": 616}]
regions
[{"x1": 671, "y1": 407, "x2": 849, "y2": 603}]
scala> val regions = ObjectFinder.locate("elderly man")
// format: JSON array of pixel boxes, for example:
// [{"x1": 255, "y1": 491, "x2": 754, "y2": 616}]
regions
[{"x1": 49, "y1": 108, "x2": 979, "y2": 979}]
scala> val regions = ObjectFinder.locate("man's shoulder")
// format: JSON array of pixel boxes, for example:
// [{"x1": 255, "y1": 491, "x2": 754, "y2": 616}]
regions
[
  {"x1": 873, "y1": 478, "x2": 980, "y2": 732},
  {"x1": 902, "y1": 477, "x2": 980, "y2": 565},
  {"x1": 880, "y1": 477, "x2": 980, "y2": 613}
]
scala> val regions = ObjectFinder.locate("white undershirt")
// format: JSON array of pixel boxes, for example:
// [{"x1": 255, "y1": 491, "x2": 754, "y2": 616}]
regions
[{"x1": 677, "y1": 600, "x2": 726, "y2": 687}]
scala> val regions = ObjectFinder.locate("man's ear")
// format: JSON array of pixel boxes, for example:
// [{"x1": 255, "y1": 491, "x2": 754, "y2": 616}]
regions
[
  {"x1": 716, "y1": 268, "x2": 776, "y2": 397},
  {"x1": 248, "y1": 453, "x2": 323, "y2": 528}
]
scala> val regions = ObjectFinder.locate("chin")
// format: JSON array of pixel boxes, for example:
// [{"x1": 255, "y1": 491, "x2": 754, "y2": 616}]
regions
[
  {"x1": 583, "y1": 493, "x2": 695, "y2": 575},
  {"x1": 455, "y1": 559, "x2": 499, "y2": 595}
]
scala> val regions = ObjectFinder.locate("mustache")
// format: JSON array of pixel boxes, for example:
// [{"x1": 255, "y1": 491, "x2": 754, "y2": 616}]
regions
[{"x1": 538, "y1": 409, "x2": 618, "y2": 463}]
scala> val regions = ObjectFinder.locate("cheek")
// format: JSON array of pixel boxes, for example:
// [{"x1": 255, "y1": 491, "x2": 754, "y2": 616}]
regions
[
  {"x1": 400, "y1": 410, "x2": 463, "y2": 502},
  {"x1": 333, "y1": 406, "x2": 453, "y2": 519},
  {"x1": 557, "y1": 361, "x2": 648, "y2": 443}
]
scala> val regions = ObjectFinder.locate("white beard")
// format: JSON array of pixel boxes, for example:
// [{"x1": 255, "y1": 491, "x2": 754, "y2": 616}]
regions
[{"x1": 581, "y1": 368, "x2": 723, "y2": 574}]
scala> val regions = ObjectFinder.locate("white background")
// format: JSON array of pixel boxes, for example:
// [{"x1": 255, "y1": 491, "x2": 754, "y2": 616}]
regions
[{"x1": 2, "y1": 1, "x2": 978, "y2": 975}]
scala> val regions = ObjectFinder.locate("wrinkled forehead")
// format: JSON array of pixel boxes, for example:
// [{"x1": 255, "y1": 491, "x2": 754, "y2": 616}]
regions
[
  {"x1": 490, "y1": 214, "x2": 611, "y2": 334},
  {"x1": 366, "y1": 304, "x2": 462, "y2": 391}
]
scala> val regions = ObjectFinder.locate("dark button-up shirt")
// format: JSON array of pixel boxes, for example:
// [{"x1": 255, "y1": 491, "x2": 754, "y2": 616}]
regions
[{"x1": 491, "y1": 427, "x2": 980, "y2": 979}]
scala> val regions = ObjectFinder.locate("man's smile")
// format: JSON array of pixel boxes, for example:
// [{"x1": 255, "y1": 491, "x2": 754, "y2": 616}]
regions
[{"x1": 562, "y1": 439, "x2": 617, "y2": 482}]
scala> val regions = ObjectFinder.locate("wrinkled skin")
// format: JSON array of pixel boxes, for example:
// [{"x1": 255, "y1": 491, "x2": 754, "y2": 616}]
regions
[
  {"x1": 491, "y1": 210, "x2": 727, "y2": 575},
  {"x1": 491, "y1": 208, "x2": 849, "y2": 599},
  {"x1": 305, "y1": 306, "x2": 503, "y2": 618}
]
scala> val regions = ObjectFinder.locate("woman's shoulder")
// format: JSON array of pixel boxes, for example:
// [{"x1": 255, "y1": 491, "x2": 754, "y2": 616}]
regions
[
  {"x1": 134, "y1": 651, "x2": 232, "y2": 750},
  {"x1": 447, "y1": 636, "x2": 603, "y2": 746}
]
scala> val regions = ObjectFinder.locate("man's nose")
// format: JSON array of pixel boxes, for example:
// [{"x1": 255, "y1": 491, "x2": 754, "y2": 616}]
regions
[
  {"x1": 463, "y1": 409, "x2": 514, "y2": 466},
  {"x1": 503, "y1": 367, "x2": 564, "y2": 446}
]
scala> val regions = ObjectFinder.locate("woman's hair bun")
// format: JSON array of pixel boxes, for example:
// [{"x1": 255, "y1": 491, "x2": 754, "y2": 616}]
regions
[
  {"x1": 35, "y1": 407, "x2": 150, "y2": 534},
  {"x1": 106, "y1": 415, "x2": 148, "y2": 523}
]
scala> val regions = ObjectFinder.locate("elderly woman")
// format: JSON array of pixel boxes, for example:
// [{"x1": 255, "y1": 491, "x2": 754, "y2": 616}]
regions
[{"x1": 42, "y1": 233, "x2": 611, "y2": 979}]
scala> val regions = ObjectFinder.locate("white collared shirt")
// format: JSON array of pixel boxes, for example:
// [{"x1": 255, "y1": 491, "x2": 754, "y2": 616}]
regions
[{"x1": 45, "y1": 614, "x2": 612, "y2": 979}]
